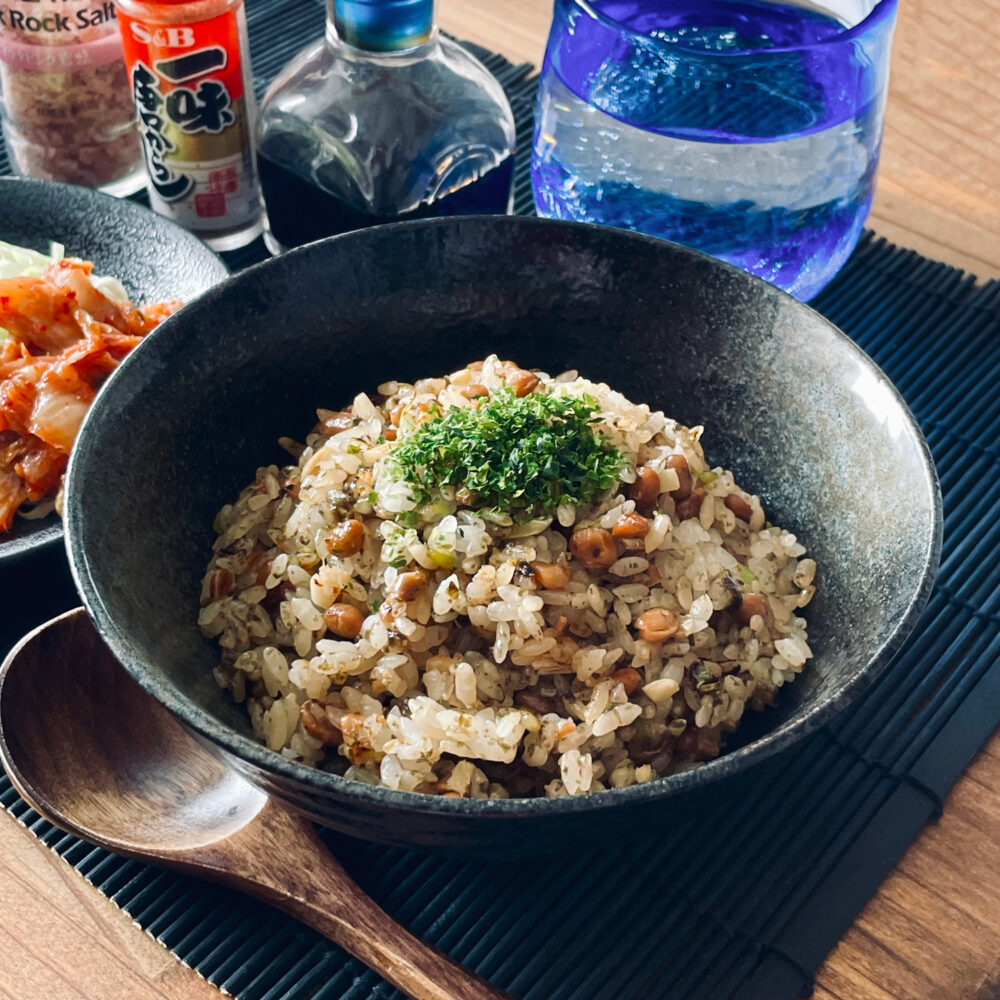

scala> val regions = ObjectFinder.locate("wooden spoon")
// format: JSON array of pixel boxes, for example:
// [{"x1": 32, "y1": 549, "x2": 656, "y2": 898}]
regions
[{"x1": 0, "y1": 609, "x2": 511, "y2": 1000}]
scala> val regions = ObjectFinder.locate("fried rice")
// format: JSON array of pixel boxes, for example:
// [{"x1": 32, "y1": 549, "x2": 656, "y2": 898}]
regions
[{"x1": 198, "y1": 356, "x2": 815, "y2": 799}]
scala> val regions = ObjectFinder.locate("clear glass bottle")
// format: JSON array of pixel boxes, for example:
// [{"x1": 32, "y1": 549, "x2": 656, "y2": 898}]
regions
[{"x1": 256, "y1": 0, "x2": 516, "y2": 253}]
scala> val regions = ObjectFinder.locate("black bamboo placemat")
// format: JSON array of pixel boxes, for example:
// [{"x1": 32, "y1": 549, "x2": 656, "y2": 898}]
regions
[{"x1": 3, "y1": 3, "x2": 1000, "y2": 998}]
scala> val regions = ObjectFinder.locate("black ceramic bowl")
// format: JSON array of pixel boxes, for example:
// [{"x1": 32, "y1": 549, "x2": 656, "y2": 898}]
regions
[
  {"x1": 66, "y1": 217, "x2": 941, "y2": 852},
  {"x1": 0, "y1": 176, "x2": 229, "y2": 566}
]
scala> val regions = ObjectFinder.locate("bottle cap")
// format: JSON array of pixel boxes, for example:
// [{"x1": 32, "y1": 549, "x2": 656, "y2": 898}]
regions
[{"x1": 334, "y1": 0, "x2": 434, "y2": 51}]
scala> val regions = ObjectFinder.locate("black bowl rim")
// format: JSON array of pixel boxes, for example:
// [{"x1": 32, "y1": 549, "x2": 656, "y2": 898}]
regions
[
  {"x1": 0, "y1": 176, "x2": 230, "y2": 566},
  {"x1": 66, "y1": 214, "x2": 944, "y2": 820},
  {"x1": 0, "y1": 520, "x2": 63, "y2": 567}
]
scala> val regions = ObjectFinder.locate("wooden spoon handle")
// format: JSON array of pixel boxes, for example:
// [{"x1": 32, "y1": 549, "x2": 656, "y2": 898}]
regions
[
  {"x1": 195, "y1": 800, "x2": 513, "y2": 1000},
  {"x1": 278, "y1": 868, "x2": 512, "y2": 1000}
]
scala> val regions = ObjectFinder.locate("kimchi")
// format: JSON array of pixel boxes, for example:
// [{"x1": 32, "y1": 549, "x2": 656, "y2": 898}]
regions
[{"x1": 0, "y1": 243, "x2": 179, "y2": 531}]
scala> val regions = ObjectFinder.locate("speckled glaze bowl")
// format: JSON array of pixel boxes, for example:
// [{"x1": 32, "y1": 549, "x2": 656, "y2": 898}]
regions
[
  {"x1": 65, "y1": 216, "x2": 941, "y2": 852},
  {"x1": 0, "y1": 176, "x2": 229, "y2": 566}
]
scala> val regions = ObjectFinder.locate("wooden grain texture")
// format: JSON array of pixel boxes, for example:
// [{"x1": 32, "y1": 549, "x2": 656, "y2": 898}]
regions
[
  {"x1": 0, "y1": 4, "x2": 998, "y2": 1000},
  {"x1": 0, "y1": 808, "x2": 220, "y2": 1000},
  {"x1": 812, "y1": 742, "x2": 1000, "y2": 1000},
  {"x1": 0, "y1": 611, "x2": 510, "y2": 1000},
  {"x1": 438, "y1": 0, "x2": 1000, "y2": 279}
]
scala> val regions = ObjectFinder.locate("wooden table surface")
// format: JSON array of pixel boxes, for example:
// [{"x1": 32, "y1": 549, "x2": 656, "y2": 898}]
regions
[{"x1": 2, "y1": 3, "x2": 999, "y2": 999}]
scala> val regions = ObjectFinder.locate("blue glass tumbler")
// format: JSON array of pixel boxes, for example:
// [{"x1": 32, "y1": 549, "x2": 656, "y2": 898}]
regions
[{"x1": 531, "y1": 0, "x2": 898, "y2": 300}]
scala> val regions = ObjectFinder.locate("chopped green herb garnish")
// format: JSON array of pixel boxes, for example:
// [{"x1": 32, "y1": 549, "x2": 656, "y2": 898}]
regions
[
  {"x1": 368, "y1": 491, "x2": 379, "y2": 506},
  {"x1": 396, "y1": 510, "x2": 419, "y2": 528},
  {"x1": 739, "y1": 565, "x2": 757, "y2": 586},
  {"x1": 387, "y1": 388, "x2": 624, "y2": 518},
  {"x1": 346, "y1": 442, "x2": 361, "y2": 454},
  {"x1": 380, "y1": 522, "x2": 416, "y2": 566},
  {"x1": 368, "y1": 598, "x2": 382, "y2": 613}
]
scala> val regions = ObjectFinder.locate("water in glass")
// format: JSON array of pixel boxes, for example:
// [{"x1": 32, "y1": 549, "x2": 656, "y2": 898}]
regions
[{"x1": 532, "y1": 0, "x2": 896, "y2": 300}]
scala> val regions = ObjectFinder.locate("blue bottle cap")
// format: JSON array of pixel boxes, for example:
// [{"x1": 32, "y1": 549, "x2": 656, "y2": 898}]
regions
[{"x1": 334, "y1": 0, "x2": 435, "y2": 51}]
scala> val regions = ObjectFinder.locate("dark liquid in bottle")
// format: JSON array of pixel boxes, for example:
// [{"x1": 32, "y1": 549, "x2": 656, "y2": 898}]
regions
[{"x1": 258, "y1": 154, "x2": 515, "y2": 252}]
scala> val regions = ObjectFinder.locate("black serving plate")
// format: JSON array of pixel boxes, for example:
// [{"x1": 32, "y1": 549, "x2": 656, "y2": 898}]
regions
[
  {"x1": 0, "y1": 177, "x2": 230, "y2": 566},
  {"x1": 65, "y1": 216, "x2": 941, "y2": 852}
]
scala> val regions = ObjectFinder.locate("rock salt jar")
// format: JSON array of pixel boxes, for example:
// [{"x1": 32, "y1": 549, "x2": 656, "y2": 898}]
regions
[{"x1": 0, "y1": 0, "x2": 144, "y2": 193}]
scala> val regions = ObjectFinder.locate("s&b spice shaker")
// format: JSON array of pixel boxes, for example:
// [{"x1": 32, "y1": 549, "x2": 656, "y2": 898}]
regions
[{"x1": 116, "y1": 0, "x2": 264, "y2": 250}]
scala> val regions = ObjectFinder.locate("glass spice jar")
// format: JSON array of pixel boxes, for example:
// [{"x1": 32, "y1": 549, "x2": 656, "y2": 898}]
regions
[{"x1": 0, "y1": 0, "x2": 144, "y2": 194}]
